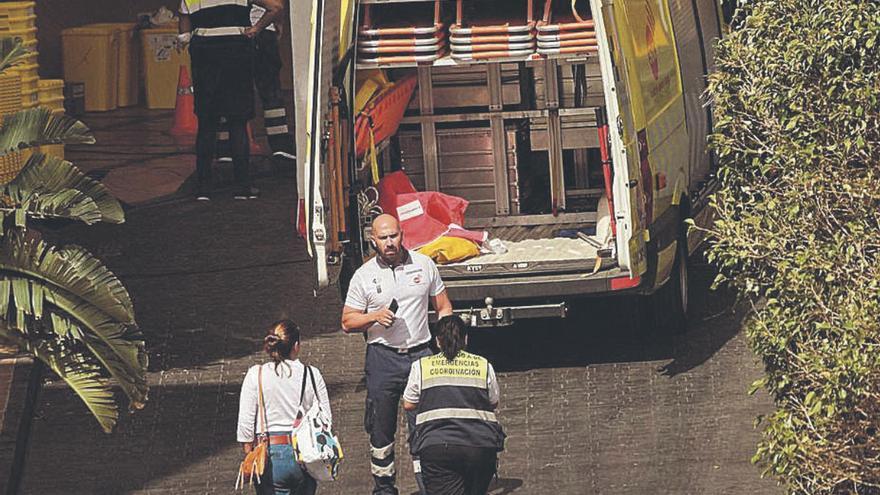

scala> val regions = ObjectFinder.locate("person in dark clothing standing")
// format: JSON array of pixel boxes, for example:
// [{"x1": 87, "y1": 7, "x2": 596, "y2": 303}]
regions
[
  {"x1": 216, "y1": 3, "x2": 297, "y2": 168},
  {"x1": 404, "y1": 315, "x2": 505, "y2": 495},
  {"x1": 177, "y1": 0, "x2": 282, "y2": 201}
]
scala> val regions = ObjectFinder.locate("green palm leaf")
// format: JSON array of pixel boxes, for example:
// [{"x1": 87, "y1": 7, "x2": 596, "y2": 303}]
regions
[
  {"x1": 0, "y1": 231, "x2": 135, "y2": 323},
  {"x1": 0, "y1": 37, "x2": 30, "y2": 73},
  {"x1": 0, "y1": 108, "x2": 95, "y2": 157},
  {"x1": 42, "y1": 308, "x2": 146, "y2": 407},
  {"x1": 0, "y1": 234, "x2": 147, "y2": 406},
  {"x1": 3, "y1": 153, "x2": 125, "y2": 224},
  {"x1": 0, "y1": 325, "x2": 119, "y2": 433}
]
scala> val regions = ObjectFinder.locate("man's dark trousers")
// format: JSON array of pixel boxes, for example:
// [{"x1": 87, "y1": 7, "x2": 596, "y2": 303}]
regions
[{"x1": 365, "y1": 343, "x2": 431, "y2": 495}]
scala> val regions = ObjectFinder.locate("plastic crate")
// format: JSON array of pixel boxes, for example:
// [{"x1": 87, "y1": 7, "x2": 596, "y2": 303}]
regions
[
  {"x1": 0, "y1": 2, "x2": 35, "y2": 19},
  {"x1": 0, "y1": 73, "x2": 22, "y2": 115},
  {"x1": 0, "y1": 150, "x2": 24, "y2": 184},
  {"x1": 5, "y1": 26, "x2": 36, "y2": 45},
  {"x1": 0, "y1": 14, "x2": 36, "y2": 31}
]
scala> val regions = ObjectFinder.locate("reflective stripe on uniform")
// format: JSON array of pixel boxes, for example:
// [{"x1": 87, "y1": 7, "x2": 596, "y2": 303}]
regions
[
  {"x1": 266, "y1": 124, "x2": 289, "y2": 135},
  {"x1": 370, "y1": 441, "x2": 394, "y2": 460},
  {"x1": 264, "y1": 108, "x2": 286, "y2": 118},
  {"x1": 412, "y1": 459, "x2": 421, "y2": 474},
  {"x1": 415, "y1": 408, "x2": 498, "y2": 425},
  {"x1": 217, "y1": 131, "x2": 230, "y2": 140},
  {"x1": 371, "y1": 461, "x2": 395, "y2": 477},
  {"x1": 370, "y1": 441, "x2": 395, "y2": 476},
  {"x1": 422, "y1": 376, "x2": 487, "y2": 390},
  {"x1": 193, "y1": 26, "x2": 245, "y2": 37}
]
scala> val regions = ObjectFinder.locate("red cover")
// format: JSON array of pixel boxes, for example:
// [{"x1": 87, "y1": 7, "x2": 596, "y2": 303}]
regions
[
  {"x1": 377, "y1": 170, "x2": 417, "y2": 218},
  {"x1": 377, "y1": 171, "x2": 487, "y2": 249}
]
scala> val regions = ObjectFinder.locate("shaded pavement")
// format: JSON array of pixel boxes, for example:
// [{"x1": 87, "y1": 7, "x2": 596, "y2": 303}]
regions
[{"x1": 11, "y1": 110, "x2": 780, "y2": 494}]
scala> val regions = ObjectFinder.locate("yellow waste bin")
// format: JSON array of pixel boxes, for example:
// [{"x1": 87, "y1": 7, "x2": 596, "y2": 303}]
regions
[
  {"x1": 88, "y1": 23, "x2": 140, "y2": 107},
  {"x1": 141, "y1": 26, "x2": 191, "y2": 109},
  {"x1": 61, "y1": 25, "x2": 119, "y2": 111}
]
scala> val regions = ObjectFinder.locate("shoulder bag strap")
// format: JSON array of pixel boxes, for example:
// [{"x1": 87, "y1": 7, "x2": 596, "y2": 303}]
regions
[
  {"x1": 307, "y1": 365, "x2": 319, "y2": 398},
  {"x1": 257, "y1": 366, "x2": 269, "y2": 438},
  {"x1": 299, "y1": 363, "x2": 310, "y2": 406}
]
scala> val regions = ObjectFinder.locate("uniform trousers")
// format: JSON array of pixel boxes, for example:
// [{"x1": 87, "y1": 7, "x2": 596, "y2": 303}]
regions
[
  {"x1": 217, "y1": 29, "x2": 296, "y2": 160},
  {"x1": 189, "y1": 35, "x2": 254, "y2": 193},
  {"x1": 419, "y1": 444, "x2": 497, "y2": 495},
  {"x1": 364, "y1": 343, "x2": 432, "y2": 495}
]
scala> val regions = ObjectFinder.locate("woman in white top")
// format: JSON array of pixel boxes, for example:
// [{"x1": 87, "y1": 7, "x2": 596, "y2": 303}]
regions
[{"x1": 237, "y1": 319, "x2": 332, "y2": 495}]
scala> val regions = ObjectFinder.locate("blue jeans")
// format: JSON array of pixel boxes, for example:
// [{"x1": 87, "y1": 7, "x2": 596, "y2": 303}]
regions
[{"x1": 255, "y1": 442, "x2": 317, "y2": 495}]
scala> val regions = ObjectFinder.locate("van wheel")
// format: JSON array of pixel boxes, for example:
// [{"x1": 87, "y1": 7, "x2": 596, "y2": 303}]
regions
[
  {"x1": 638, "y1": 234, "x2": 690, "y2": 337},
  {"x1": 664, "y1": 235, "x2": 690, "y2": 334}
]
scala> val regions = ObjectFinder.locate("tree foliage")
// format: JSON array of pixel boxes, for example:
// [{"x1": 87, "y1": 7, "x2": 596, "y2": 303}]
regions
[
  {"x1": 705, "y1": 1, "x2": 880, "y2": 492},
  {"x1": 0, "y1": 39, "x2": 146, "y2": 433}
]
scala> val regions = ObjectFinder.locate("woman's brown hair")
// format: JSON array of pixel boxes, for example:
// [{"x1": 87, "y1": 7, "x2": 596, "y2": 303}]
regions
[
  {"x1": 435, "y1": 315, "x2": 467, "y2": 361},
  {"x1": 263, "y1": 319, "x2": 301, "y2": 373}
]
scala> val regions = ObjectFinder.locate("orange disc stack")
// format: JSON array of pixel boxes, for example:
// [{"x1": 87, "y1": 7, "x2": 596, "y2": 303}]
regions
[
  {"x1": 358, "y1": 0, "x2": 447, "y2": 66},
  {"x1": 536, "y1": 0, "x2": 598, "y2": 57}
]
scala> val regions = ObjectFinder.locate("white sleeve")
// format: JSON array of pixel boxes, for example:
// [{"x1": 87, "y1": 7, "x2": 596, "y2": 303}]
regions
[
  {"x1": 428, "y1": 259, "x2": 445, "y2": 297},
  {"x1": 487, "y1": 363, "x2": 500, "y2": 406},
  {"x1": 344, "y1": 272, "x2": 369, "y2": 311},
  {"x1": 179, "y1": 0, "x2": 191, "y2": 14},
  {"x1": 403, "y1": 361, "x2": 422, "y2": 404},
  {"x1": 309, "y1": 366, "x2": 333, "y2": 425},
  {"x1": 236, "y1": 366, "x2": 259, "y2": 443}
]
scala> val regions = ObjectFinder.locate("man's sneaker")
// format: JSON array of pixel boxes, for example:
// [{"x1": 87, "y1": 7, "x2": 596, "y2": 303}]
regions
[
  {"x1": 233, "y1": 187, "x2": 260, "y2": 200},
  {"x1": 217, "y1": 156, "x2": 233, "y2": 163},
  {"x1": 272, "y1": 151, "x2": 296, "y2": 161}
]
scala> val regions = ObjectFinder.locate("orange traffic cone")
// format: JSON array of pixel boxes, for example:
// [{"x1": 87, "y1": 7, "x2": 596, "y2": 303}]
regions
[
  {"x1": 169, "y1": 66, "x2": 197, "y2": 140},
  {"x1": 247, "y1": 122, "x2": 266, "y2": 155}
]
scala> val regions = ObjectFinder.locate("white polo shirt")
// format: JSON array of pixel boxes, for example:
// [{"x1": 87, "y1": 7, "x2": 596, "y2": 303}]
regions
[{"x1": 345, "y1": 250, "x2": 445, "y2": 349}]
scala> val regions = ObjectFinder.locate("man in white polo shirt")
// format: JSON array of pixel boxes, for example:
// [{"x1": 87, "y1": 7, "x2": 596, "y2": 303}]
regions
[{"x1": 342, "y1": 213, "x2": 453, "y2": 495}]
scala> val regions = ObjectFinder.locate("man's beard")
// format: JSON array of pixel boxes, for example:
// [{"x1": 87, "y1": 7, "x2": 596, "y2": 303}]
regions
[{"x1": 380, "y1": 246, "x2": 401, "y2": 264}]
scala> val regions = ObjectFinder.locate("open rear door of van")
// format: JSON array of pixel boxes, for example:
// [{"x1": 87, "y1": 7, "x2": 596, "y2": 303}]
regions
[
  {"x1": 290, "y1": 0, "x2": 346, "y2": 288},
  {"x1": 589, "y1": 0, "x2": 648, "y2": 280}
]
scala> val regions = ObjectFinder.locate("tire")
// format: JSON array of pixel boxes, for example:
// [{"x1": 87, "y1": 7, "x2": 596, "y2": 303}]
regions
[
  {"x1": 663, "y1": 234, "x2": 690, "y2": 334},
  {"x1": 637, "y1": 222, "x2": 690, "y2": 337}
]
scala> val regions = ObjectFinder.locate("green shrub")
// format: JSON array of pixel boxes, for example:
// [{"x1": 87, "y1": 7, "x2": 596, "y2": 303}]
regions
[{"x1": 706, "y1": 0, "x2": 880, "y2": 492}]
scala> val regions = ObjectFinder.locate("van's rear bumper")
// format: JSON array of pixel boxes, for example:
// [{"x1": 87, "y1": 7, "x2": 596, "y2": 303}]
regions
[{"x1": 429, "y1": 268, "x2": 640, "y2": 326}]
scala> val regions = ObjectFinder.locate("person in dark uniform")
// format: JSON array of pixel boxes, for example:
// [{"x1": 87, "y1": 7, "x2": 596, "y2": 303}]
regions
[
  {"x1": 216, "y1": 3, "x2": 297, "y2": 167},
  {"x1": 177, "y1": 0, "x2": 282, "y2": 201},
  {"x1": 404, "y1": 315, "x2": 505, "y2": 495},
  {"x1": 342, "y1": 214, "x2": 454, "y2": 495}
]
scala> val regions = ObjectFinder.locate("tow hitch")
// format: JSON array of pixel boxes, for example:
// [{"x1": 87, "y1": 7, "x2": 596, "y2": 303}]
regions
[{"x1": 431, "y1": 298, "x2": 569, "y2": 328}]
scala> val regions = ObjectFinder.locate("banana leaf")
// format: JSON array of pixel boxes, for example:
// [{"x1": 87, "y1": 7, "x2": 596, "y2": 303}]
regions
[
  {"x1": 3, "y1": 153, "x2": 125, "y2": 224},
  {"x1": 0, "y1": 108, "x2": 95, "y2": 157}
]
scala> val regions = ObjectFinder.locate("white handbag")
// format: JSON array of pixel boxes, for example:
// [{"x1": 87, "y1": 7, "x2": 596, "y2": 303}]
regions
[{"x1": 292, "y1": 365, "x2": 342, "y2": 481}]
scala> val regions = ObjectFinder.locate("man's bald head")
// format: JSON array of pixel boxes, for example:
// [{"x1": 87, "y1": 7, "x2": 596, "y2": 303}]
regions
[
  {"x1": 372, "y1": 213, "x2": 400, "y2": 232},
  {"x1": 371, "y1": 214, "x2": 405, "y2": 265}
]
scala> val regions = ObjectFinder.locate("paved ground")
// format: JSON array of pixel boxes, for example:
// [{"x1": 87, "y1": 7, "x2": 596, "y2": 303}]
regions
[{"x1": 11, "y1": 110, "x2": 780, "y2": 494}]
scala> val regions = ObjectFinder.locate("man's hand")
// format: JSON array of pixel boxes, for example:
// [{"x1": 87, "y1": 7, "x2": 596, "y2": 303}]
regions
[
  {"x1": 244, "y1": 26, "x2": 259, "y2": 38},
  {"x1": 372, "y1": 307, "x2": 395, "y2": 328}
]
